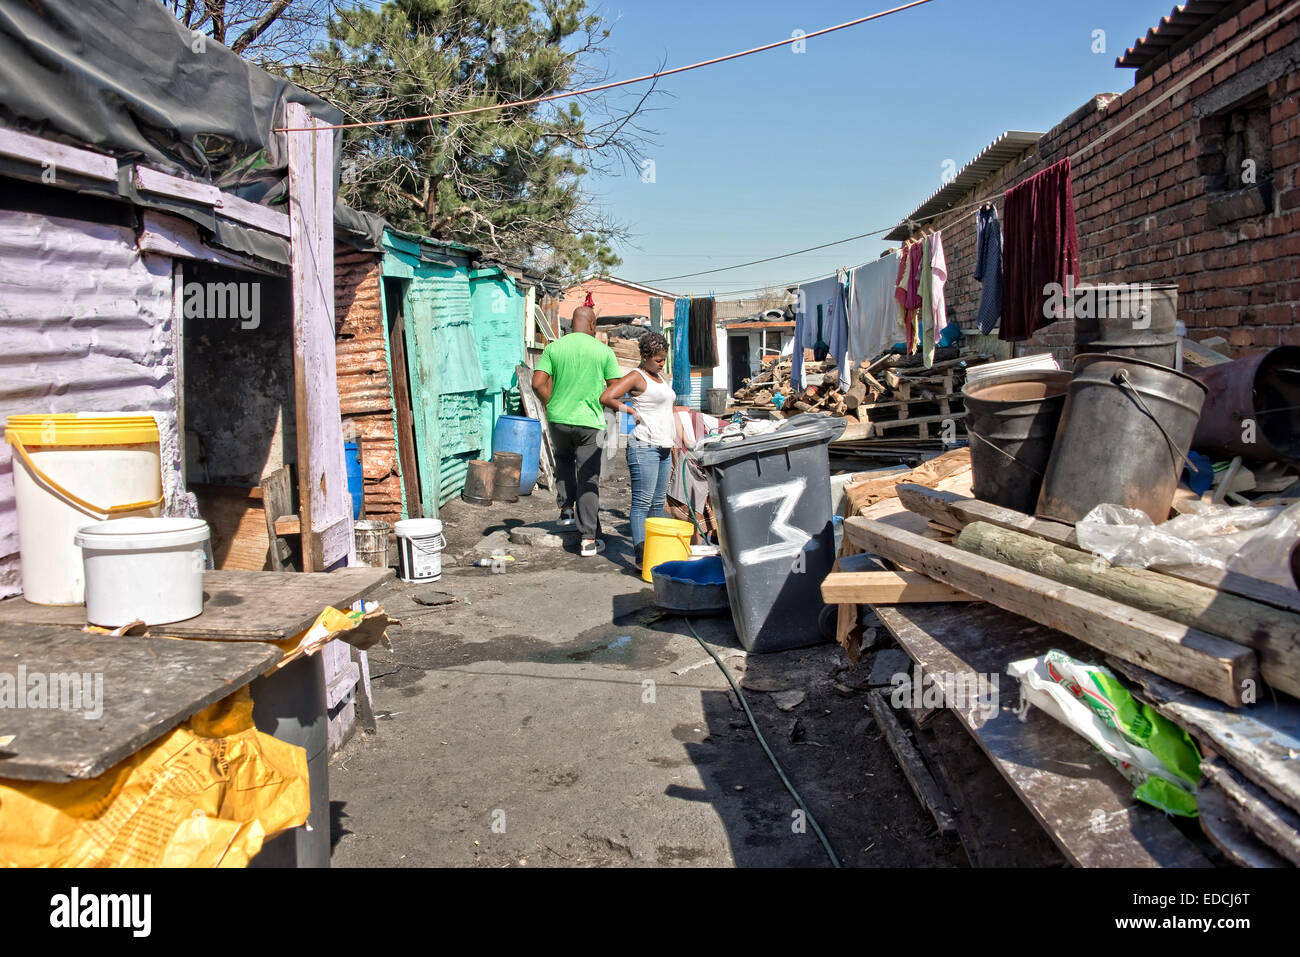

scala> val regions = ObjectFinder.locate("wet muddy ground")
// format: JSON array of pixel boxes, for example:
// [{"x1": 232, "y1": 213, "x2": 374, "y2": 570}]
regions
[{"x1": 328, "y1": 458, "x2": 1063, "y2": 867}]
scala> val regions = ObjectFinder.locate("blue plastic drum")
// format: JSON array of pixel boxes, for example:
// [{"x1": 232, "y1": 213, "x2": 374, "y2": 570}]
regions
[{"x1": 492, "y1": 415, "x2": 542, "y2": 495}]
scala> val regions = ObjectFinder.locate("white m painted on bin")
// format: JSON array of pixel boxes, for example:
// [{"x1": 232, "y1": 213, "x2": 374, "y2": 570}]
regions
[{"x1": 731, "y1": 477, "x2": 809, "y2": 566}]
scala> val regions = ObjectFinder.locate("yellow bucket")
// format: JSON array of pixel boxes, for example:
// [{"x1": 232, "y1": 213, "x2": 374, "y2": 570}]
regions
[
  {"x1": 641, "y1": 517, "x2": 694, "y2": 582},
  {"x1": 5, "y1": 413, "x2": 163, "y2": 605}
]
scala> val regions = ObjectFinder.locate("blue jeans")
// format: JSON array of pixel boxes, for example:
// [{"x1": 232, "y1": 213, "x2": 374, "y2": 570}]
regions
[{"x1": 627, "y1": 438, "x2": 672, "y2": 548}]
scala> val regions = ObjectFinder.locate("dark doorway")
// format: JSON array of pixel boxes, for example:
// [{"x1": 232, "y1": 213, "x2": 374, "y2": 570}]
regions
[
  {"x1": 728, "y1": 335, "x2": 750, "y2": 394},
  {"x1": 384, "y1": 277, "x2": 422, "y2": 518}
]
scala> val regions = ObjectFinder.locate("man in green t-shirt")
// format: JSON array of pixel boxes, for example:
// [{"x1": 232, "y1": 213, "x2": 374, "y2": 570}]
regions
[{"x1": 531, "y1": 306, "x2": 622, "y2": 556}]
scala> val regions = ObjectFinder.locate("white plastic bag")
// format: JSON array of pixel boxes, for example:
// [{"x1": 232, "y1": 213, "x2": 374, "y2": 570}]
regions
[{"x1": 1075, "y1": 501, "x2": 1298, "y2": 589}]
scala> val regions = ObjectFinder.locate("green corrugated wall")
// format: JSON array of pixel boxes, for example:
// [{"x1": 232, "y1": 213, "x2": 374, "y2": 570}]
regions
[{"x1": 469, "y1": 267, "x2": 525, "y2": 459}]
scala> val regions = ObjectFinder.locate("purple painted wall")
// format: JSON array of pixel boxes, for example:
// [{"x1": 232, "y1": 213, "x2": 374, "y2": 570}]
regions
[{"x1": 0, "y1": 209, "x2": 182, "y2": 598}]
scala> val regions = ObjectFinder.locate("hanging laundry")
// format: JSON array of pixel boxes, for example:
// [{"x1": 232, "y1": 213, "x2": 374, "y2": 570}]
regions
[
  {"x1": 895, "y1": 241, "x2": 923, "y2": 354},
  {"x1": 925, "y1": 231, "x2": 948, "y2": 368},
  {"x1": 671, "y1": 296, "x2": 692, "y2": 402},
  {"x1": 1000, "y1": 157, "x2": 1080, "y2": 342},
  {"x1": 687, "y1": 296, "x2": 718, "y2": 368},
  {"x1": 848, "y1": 251, "x2": 901, "y2": 365},
  {"x1": 918, "y1": 235, "x2": 934, "y2": 367},
  {"x1": 974, "y1": 205, "x2": 1003, "y2": 335},
  {"x1": 792, "y1": 275, "x2": 848, "y2": 391}
]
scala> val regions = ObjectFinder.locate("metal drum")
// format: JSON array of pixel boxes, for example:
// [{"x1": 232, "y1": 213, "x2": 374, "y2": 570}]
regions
[
  {"x1": 1074, "y1": 283, "x2": 1179, "y2": 369},
  {"x1": 462, "y1": 460, "x2": 495, "y2": 506},
  {"x1": 1037, "y1": 354, "x2": 1208, "y2": 524}
]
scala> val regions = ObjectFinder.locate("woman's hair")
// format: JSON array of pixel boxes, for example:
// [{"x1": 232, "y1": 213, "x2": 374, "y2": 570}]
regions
[{"x1": 639, "y1": 332, "x2": 669, "y2": 359}]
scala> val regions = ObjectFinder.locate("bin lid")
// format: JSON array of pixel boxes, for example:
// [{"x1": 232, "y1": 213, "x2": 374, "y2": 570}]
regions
[{"x1": 691, "y1": 414, "x2": 846, "y2": 468}]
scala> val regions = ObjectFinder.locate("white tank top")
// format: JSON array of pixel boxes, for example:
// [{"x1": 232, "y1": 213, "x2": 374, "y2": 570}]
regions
[{"x1": 629, "y1": 367, "x2": 676, "y2": 447}]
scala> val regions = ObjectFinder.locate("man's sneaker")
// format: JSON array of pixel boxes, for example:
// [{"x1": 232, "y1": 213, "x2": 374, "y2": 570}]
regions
[
  {"x1": 580, "y1": 538, "x2": 605, "y2": 557},
  {"x1": 559, "y1": 507, "x2": 576, "y2": 526}
]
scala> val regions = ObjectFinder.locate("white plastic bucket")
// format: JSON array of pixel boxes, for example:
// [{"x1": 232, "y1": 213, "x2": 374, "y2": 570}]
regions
[
  {"x1": 5, "y1": 414, "x2": 163, "y2": 605},
  {"x1": 394, "y1": 518, "x2": 445, "y2": 582},
  {"x1": 73, "y1": 518, "x2": 210, "y2": 627}
]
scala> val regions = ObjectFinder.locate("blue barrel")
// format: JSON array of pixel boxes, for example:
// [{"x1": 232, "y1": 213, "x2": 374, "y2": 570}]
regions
[
  {"x1": 492, "y1": 416, "x2": 542, "y2": 495},
  {"x1": 344, "y1": 441, "x2": 364, "y2": 519}
]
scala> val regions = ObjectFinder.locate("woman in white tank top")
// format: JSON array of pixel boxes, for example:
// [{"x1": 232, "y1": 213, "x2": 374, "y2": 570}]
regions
[{"x1": 600, "y1": 333, "x2": 676, "y2": 564}]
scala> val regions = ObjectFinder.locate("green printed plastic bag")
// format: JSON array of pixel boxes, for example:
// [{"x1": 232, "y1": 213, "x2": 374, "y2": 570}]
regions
[{"x1": 1008, "y1": 650, "x2": 1202, "y2": 817}]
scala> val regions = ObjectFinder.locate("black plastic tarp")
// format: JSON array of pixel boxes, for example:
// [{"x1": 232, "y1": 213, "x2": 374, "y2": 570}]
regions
[{"x1": 0, "y1": 0, "x2": 342, "y2": 204}]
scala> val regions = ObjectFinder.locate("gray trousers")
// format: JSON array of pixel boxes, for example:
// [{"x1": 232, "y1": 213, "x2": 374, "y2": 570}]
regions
[{"x1": 549, "y1": 422, "x2": 602, "y2": 539}]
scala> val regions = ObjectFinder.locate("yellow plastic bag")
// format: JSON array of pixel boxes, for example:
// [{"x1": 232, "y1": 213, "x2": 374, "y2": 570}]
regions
[{"x1": 0, "y1": 687, "x2": 309, "y2": 867}]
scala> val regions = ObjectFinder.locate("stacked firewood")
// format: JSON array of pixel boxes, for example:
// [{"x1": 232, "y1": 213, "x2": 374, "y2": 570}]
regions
[{"x1": 731, "y1": 359, "x2": 850, "y2": 417}]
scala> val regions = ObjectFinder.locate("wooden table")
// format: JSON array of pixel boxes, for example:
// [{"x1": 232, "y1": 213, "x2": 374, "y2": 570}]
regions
[
  {"x1": 0, "y1": 568, "x2": 394, "y2": 640},
  {"x1": 874, "y1": 601, "x2": 1211, "y2": 868},
  {"x1": 0, "y1": 624, "x2": 281, "y2": 781},
  {"x1": 0, "y1": 567, "x2": 394, "y2": 782}
]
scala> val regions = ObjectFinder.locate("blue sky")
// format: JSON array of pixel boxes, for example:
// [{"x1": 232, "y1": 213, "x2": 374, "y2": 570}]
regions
[{"x1": 580, "y1": 0, "x2": 1173, "y2": 298}]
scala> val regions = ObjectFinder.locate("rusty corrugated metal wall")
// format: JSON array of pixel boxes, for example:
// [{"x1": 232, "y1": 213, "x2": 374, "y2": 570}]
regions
[{"x1": 334, "y1": 246, "x2": 403, "y2": 527}]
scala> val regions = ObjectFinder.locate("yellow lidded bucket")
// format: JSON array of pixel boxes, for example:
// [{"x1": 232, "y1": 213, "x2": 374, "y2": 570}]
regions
[
  {"x1": 5, "y1": 414, "x2": 163, "y2": 605},
  {"x1": 641, "y1": 517, "x2": 694, "y2": 583}
]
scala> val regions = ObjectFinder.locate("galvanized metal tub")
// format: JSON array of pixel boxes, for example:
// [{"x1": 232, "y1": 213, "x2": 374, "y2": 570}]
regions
[
  {"x1": 963, "y1": 370, "x2": 1072, "y2": 514},
  {"x1": 462, "y1": 460, "x2": 495, "y2": 506},
  {"x1": 1074, "y1": 283, "x2": 1179, "y2": 369},
  {"x1": 353, "y1": 519, "x2": 391, "y2": 569},
  {"x1": 492, "y1": 451, "x2": 523, "y2": 503},
  {"x1": 1036, "y1": 354, "x2": 1208, "y2": 524},
  {"x1": 1189, "y1": 345, "x2": 1300, "y2": 462}
]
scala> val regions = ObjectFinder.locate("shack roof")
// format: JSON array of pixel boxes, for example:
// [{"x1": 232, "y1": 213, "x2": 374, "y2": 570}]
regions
[{"x1": 884, "y1": 130, "x2": 1044, "y2": 241}]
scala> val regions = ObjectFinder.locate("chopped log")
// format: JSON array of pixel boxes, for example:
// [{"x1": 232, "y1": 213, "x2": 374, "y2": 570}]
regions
[
  {"x1": 954, "y1": 521, "x2": 1300, "y2": 699},
  {"x1": 842, "y1": 518, "x2": 1257, "y2": 706},
  {"x1": 894, "y1": 484, "x2": 1300, "y2": 615}
]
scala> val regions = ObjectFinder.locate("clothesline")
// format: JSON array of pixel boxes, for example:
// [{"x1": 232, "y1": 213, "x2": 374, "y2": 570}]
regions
[{"x1": 653, "y1": 0, "x2": 1300, "y2": 296}]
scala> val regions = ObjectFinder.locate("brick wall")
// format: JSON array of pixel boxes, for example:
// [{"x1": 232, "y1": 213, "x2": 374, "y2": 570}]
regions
[{"x1": 926, "y1": 0, "x2": 1300, "y2": 362}]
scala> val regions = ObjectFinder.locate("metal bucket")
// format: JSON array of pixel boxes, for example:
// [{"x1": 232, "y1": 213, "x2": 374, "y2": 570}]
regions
[
  {"x1": 353, "y1": 519, "x2": 391, "y2": 569},
  {"x1": 492, "y1": 451, "x2": 522, "y2": 503},
  {"x1": 1189, "y1": 346, "x2": 1300, "y2": 462},
  {"x1": 1074, "y1": 283, "x2": 1179, "y2": 369},
  {"x1": 462, "y1": 460, "x2": 495, "y2": 506},
  {"x1": 705, "y1": 388, "x2": 729, "y2": 415},
  {"x1": 962, "y1": 370, "x2": 1072, "y2": 514},
  {"x1": 1037, "y1": 354, "x2": 1209, "y2": 524}
]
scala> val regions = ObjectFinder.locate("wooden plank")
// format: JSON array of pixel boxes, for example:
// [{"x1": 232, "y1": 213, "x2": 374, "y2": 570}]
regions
[
  {"x1": 132, "y1": 165, "x2": 222, "y2": 206},
  {"x1": 0, "y1": 127, "x2": 118, "y2": 181},
  {"x1": 0, "y1": 568, "x2": 393, "y2": 641},
  {"x1": 1109, "y1": 658, "x2": 1300, "y2": 817},
  {"x1": 1182, "y1": 337, "x2": 1232, "y2": 367},
  {"x1": 896, "y1": 484, "x2": 1300, "y2": 615},
  {"x1": 517, "y1": 362, "x2": 555, "y2": 492},
  {"x1": 956, "y1": 521, "x2": 1300, "y2": 699},
  {"x1": 821, "y1": 570, "x2": 974, "y2": 604},
  {"x1": 871, "y1": 411, "x2": 964, "y2": 435},
  {"x1": 261, "y1": 466, "x2": 296, "y2": 571},
  {"x1": 0, "y1": 624, "x2": 280, "y2": 781},
  {"x1": 866, "y1": 689, "x2": 958, "y2": 839},
  {"x1": 287, "y1": 102, "x2": 353, "y2": 570},
  {"x1": 215, "y1": 192, "x2": 292, "y2": 238},
  {"x1": 138, "y1": 212, "x2": 286, "y2": 276},
  {"x1": 844, "y1": 518, "x2": 1256, "y2": 706},
  {"x1": 386, "y1": 294, "x2": 423, "y2": 517},
  {"x1": 1198, "y1": 783, "x2": 1290, "y2": 868},
  {"x1": 875, "y1": 602, "x2": 1211, "y2": 867},
  {"x1": 1200, "y1": 757, "x2": 1300, "y2": 866},
  {"x1": 191, "y1": 484, "x2": 270, "y2": 571}
]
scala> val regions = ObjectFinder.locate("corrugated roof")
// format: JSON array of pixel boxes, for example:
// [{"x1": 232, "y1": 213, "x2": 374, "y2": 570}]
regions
[
  {"x1": 885, "y1": 130, "x2": 1044, "y2": 241},
  {"x1": 1115, "y1": 1, "x2": 1246, "y2": 76}
]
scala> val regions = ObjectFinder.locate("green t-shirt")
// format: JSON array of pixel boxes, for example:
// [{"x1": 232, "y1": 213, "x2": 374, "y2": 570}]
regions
[{"x1": 536, "y1": 333, "x2": 622, "y2": 429}]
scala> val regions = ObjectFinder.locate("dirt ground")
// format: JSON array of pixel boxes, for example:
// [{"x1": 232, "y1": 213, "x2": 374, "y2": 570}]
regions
[{"x1": 328, "y1": 455, "x2": 1064, "y2": 867}]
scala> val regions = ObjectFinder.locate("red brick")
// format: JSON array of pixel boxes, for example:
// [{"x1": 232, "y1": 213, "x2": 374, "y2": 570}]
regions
[
  {"x1": 1255, "y1": 327, "x2": 1281, "y2": 346},
  {"x1": 1280, "y1": 326, "x2": 1300, "y2": 345},
  {"x1": 1228, "y1": 328, "x2": 1254, "y2": 346},
  {"x1": 1240, "y1": 0, "x2": 1269, "y2": 29},
  {"x1": 1263, "y1": 303, "x2": 1295, "y2": 324}
]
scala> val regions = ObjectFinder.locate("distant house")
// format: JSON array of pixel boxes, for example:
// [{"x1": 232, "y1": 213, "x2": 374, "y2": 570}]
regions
[{"x1": 558, "y1": 275, "x2": 677, "y2": 322}]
